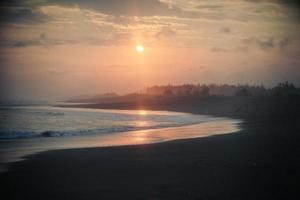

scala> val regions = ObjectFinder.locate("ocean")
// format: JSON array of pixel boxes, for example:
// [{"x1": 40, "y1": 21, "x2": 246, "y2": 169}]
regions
[{"x1": 0, "y1": 103, "x2": 242, "y2": 171}]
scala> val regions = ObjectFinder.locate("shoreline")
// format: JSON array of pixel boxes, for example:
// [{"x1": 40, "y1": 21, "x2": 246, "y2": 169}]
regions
[
  {"x1": 0, "y1": 107, "x2": 242, "y2": 169},
  {"x1": 2, "y1": 98, "x2": 300, "y2": 200}
]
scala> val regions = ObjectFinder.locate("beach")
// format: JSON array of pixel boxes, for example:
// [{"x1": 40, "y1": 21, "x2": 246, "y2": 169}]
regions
[{"x1": 1, "y1": 96, "x2": 300, "y2": 200}]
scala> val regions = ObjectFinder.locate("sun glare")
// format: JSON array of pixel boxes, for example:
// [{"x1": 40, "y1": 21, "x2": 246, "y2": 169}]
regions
[
  {"x1": 136, "y1": 45, "x2": 144, "y2": 53},
  {"x1": 138, "y1": 110, "x2": 147, "y2": 115}
]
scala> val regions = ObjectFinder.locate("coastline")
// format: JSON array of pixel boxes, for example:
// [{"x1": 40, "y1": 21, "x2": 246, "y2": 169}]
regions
[
  {"x1": 0, "y1": 107, "x2": 241, "y2": 167},
  {"x1": 2, "y1": 97, "x2": 300, "y2": 199},
  {"x1": 0, "y1": 117, "x2": 241, "y2": 167}
]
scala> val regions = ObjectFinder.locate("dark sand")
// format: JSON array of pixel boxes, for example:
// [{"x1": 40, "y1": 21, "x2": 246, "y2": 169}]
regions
[{"x1": 1, "y1": 96, "x2": 300, "y2": 199}]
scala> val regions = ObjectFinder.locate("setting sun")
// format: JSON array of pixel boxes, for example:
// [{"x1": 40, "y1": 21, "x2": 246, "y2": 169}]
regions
[{"x1": 136, "y1": 45, "x2": 144, "y2": 53}]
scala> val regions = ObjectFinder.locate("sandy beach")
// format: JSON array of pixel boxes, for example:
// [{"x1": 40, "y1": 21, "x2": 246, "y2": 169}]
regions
[{"x1": 1, "y1": 96, "x2": 300, "y2": 200}]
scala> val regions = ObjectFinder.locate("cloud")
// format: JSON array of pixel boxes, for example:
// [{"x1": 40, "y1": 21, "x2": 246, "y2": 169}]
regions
[
  {"x1": 0, "y1": 7, "x2": 50, "y2": 24},
  {"x1": 246, "y1": 0, "x2": 300, "y2": 6},
  {"x1": 211, "y1": 47, "x2": 229, "y2": 53},
  {"x1": 12, "y1": 39, "x2": 74, "y2": 48},
  {"x1": 195, "y1": 5, "x2": 223, "y2": 10},
  {"x1": 246, "y1": 0, "x2": 300, "y2": 12},
  {"x1": 1, "y1": 0, "x2": 230, "y2": 22},
  {"x1": 256, "y1": 37, "x2": 275, "y2": 50},
  {"x1": 0, "y1": 0, "x2": 209, "y2": 28},
  {"x1": 156, "y1": 26, "x2": 176, "y2": 39},
  {"x1": 219, "y1": 27, "x2": 231, "y2": 34},
  {"x1": 1, "y1": 0, "x2": 299, "y2": 50},
  {"x1": 47, "y1": 69, "x2": 68, "y2": 77},
  {"x1": 0, "y1": 0, "x2": 28, "y2": 7},
  {"x1": 242, "y1": 37, "x2": 274, "y2": 50},
  {"x1": 13, "y1": 41, "x2": 32, "y2": 47},
  {"x1": 44, "y1": 0, "x2": 182, "y2": 17},
  {"x1": 279, "y1": 37, "x2": 292, "y2": 49},
  {"x1": 7, "y1": 32, "x2": 133, "y2": 48},
  {"x1": 0, "y1": 0, "x2": 271, "y2": 28},
  {"x1": 242, "y1": 36, "x2": 295, "y2": 51},
  {"x1": 11, "y1": 33, "x2": 76, "y2": 48}
]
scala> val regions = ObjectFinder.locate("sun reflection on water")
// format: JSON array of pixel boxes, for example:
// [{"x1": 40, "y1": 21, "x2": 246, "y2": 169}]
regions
[
  {"x1": 138, "y1": 110, "x2": 147, "y2": 115},
  {"x1": 136, "y1": 121, "x2": 149, "y2": 127}
]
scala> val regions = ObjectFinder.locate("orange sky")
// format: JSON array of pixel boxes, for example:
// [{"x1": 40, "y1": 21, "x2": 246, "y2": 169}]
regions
[{"x1": 0, "y1": 0, "x2": 299, "y2": 100}]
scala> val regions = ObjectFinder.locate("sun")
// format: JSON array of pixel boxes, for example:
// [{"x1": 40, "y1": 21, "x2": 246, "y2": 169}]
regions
[{"x1": 136, "y1": 45, "x2": 144, "y2": 53}]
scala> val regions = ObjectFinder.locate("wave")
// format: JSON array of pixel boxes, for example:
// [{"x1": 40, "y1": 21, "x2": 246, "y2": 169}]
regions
[
  {"x1": 0, "y1": 130, "x2": 37, "y2": 139},
  {"x1": 0, "y1": 122, "x2": 203, "y2": 140},
  {"x1": 45, "y1": 112, "x2": 65, "y2": 116}
]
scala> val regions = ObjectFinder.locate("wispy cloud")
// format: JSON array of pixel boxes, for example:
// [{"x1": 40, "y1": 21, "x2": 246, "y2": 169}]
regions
[
  {"x1": 0, "y1": 7, "x2": 50, "y2": 24},
  {"x1": 38, "y1": 0, "x2": 183, "y2": 17},
  {"x1": 219, "y1": 27, "x2": 231, "y2": 34},
  {"x1": 194, "y1": 4, "x2": 223, "y2": 10},
  {"x1": 156, "y1": 26, "x2": 176, "y2": 39},
  {"x1": 242, "y1": 36, "x2": 295, "y2": 51},
  {"x1": 211, "y1": 47, "x2": 229, "y2": 53},
  {"x1": 278, "y1": 37, "x2": 292, "y2": 49}
]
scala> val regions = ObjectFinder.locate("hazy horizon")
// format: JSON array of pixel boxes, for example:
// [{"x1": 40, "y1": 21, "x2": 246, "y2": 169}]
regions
[{"x1": 1, "y1": 0, "x2": 300, "y2": 101}]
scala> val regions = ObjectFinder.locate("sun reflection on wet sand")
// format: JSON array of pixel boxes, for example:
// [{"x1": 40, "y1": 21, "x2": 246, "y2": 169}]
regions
[
  {"x1": 132, "y1": 129, "x2": 150, "y2": 143},
  {"x1": 128, "y1": 119, "x2": 242, "y2": 145}
]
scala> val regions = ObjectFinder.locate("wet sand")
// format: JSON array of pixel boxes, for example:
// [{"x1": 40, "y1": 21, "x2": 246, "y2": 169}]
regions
[{"x1": 1, "y1": 96, "x2": 300, "y2": 199}]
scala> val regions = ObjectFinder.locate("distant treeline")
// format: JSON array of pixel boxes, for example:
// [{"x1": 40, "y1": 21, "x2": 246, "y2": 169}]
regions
[
  {"x1": 145, "y1": 82, "x2": 300, "y2": 97},
  {"x1": 68, "y1": 82, "x2": 300, "y2": 103}
]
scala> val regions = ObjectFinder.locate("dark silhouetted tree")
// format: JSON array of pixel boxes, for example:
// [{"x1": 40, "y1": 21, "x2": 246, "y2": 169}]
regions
[
  {"x1": 272, "y1": 82, "x2": 298, "y2": 96},
  {"x1": 163, "y1": 89, "x2": 174, "y2": 97},
  {"x1": 235, "y1": 88, "x2": 252, "y2": 96}
]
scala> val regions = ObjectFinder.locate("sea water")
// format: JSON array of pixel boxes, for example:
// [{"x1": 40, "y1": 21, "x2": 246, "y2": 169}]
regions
[
  {"x1": 0, "y1": 104, "x2": 220, "y2": 139},
  {"x1": 0, "y1": 103, "x2": 242, "y2": 171}
]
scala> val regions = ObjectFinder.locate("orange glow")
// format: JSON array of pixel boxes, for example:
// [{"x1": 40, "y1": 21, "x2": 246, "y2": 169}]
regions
[
  {"x1": 138, "y1": 110, "x2": 147, "y2": 115},
  {"x1": 136, "y1": 121, "x2": 148, "y2": 127}
]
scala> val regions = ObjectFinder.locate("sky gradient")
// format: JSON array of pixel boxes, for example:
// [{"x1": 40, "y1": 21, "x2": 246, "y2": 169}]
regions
[{"x1": 0, "y1": 0, "x2": 300, "y2": 100}]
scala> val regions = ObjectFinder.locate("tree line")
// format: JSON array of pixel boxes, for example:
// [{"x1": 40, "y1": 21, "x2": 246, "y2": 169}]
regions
[{"x1": 145, "y1": 82, "x2": 300, "y2": 97}]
